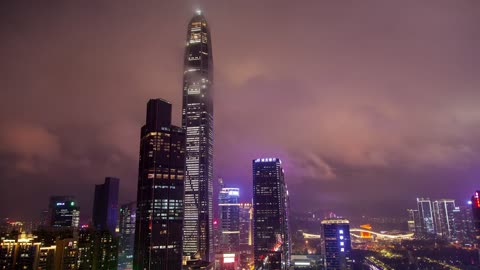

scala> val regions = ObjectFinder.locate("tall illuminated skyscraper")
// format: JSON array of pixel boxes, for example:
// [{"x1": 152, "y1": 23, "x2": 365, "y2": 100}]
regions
[
  {"x1": 417, "y1": 198, "x2": 435, "y2": 237},
  {"x1": 432, "y1": 199, "x2": 456, "y2": 239},
  {"x1": 182, "y1": 10, "x2": 214, "y2": 262},
  {"x1": 48, "y1": 196, "x2": 80, "y2": 228},
  {"x1": 252, "y1": 158, "x2": 290, "y2": 270},
  {"x1": 133, "y1": 99, "x2": 185, "y2": 269},
  {"x1": 118, "y1": 202, "x2": 136, "y2": 270},
  {"x1": 219, "y1": 188, "x2": 240, "y2": 252}
]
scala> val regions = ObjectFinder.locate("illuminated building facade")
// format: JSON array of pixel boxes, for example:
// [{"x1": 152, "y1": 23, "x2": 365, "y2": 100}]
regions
[
  {"x1": 182, "y1": 10, "x2": 214, "y2": 262},
  {"x1": 253, "y1": 158, "x2": 290, "y2": 270},
  {"x1": 118, "y1": 202, "x2": 136, "y2": 270},
  {"x1": 453, "y1": 205, "x2": 474, "y2": 244},
  {"x1": 417, "y1": 198, "x2": 435, "y2": 237},
  {"x1": 239, "y1": 203, "x2": 253, "y2": 247},
  {"x1": 55, "y1": 238, "x2": 79, "y2": 270},
  {"x1": 78, "y1": 228, "x2": 118, "y2": 270},
  {"x1": 133, "y1": 99, "x2": 185, "y2": 269},
  {"x1": 471, "y1": 191, "x2": 480, "y2": 245},
  {"x1": 219, "y1": 188, "x2": 240, "y2": 252},
  {"x1": 92, "y1": 177, "x2": 119, "y2": 235},
  {"x1": 406, "y1": 209, "x2": 420, "y2": 234},
  {"x1": 49, "y1": 196, "x2": 80, "y2": 228},
  {"x1": 320, "y1": 219, "x2": 352, "y2": 270},
  {"x1": 0, "y1": 236, "x2": 41, "y2": 270},
  {"x1": 432, "y1": 199, "x2": 456, "y2": 239}
]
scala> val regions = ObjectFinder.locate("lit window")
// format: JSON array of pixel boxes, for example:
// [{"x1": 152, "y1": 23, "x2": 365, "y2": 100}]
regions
[
  {"x1": 339, "y1": 230, "x2": 344, "y2": 234},
  {"x1": 340, "y1": 248, "x2": 345, "y2": 252}
]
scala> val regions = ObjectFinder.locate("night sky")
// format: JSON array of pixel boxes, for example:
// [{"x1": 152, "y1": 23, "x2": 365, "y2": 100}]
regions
[{"x1": 1, "y1": 1, "x2": 479, "y2": 220}]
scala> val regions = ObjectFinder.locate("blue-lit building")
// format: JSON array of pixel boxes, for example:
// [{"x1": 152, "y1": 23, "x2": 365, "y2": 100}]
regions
[
  {"x1": 92, "y1": 177, "x2": 119, "y2": 235},
  {"x1": 320, "y1": 218, "x2": 351, "y2": 270},
  {"x1": 253, "y1": 158, "x2": 290, "y2": 270}
]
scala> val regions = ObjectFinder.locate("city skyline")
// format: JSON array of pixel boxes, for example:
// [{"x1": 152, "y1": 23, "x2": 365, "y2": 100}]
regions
[{"x1": 1, "y1": 1, "x2": 480, "y2": 220}]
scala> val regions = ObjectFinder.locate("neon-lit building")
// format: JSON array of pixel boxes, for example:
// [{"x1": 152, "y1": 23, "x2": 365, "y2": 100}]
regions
[
  {"x1": 253, "y1": 158, "x2": 290, "y2": 269},
  {"x1": 320, "y1": 218, "x2": 352, "y2": 270},
  {"x1": 471, "y1": 191, "x2": 480, "y2": 245},
  {"x1": 133, "y1": 99, "x2": 186, "y2": 269},
  {"x1": 182, "y1": 10, "x2": 215, "y2": 262}
]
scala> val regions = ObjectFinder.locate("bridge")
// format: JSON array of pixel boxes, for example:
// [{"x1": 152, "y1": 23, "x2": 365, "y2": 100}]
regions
[{"x1": 303, "y1": 229, "x2": 413, "y2": 240}]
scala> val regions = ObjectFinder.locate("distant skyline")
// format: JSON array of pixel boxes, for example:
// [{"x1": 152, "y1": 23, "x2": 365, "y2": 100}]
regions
[{"x1": 0, "y1": 1, "x2": 479, "y2": 220}]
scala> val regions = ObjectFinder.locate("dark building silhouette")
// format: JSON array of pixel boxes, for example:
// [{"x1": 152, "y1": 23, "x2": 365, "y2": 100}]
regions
[
  {"x1": 118, "y1": 202, "x2": 136, "y2": 270},
  {"x1": 321, "y1": 218, "x2": 352, "y2": 270},
  {"x1": 48, "y1": 196, "x2": 80, "y2": 228},
  {"x1": 92, "y1": 177, "x2": 119, "y2": 234},
  {"x1": 252, "y1": 158, "x2": 290, "y2": 270},
  {"x1": 182, "y1": 10, "x2": 214, "y2": 262},
  {"x1": 133, "y1": 99, "x2": 185, "y2": 270}
]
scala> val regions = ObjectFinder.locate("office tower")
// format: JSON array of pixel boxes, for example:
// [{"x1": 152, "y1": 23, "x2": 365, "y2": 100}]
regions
[
  {"x1": 471, "y1": 191, "x2": 480, "y2": 244},
  {"x1": 182, "y1": 10, "x2": 214, "y2": 262},
  {"x1": 432, "y1": 199, "x2": 456, "y2": 239},
  {"x1": 133, "y1": 99, "x2": 186, "y2": 269},
  {"x1": 48, "y1": 196, "x2": 80, "y2": 228},
  {"x1": 78, "y1": 228, "x2": 118, "y2": 270},
  {"x1": 253, "y1": 158, "x2": 290, "y2": 270},
  {"x1": 92, "y1": 177, "x2": 119, "y2": 234},
  {"x1": 416, "y1": 198, "x2": 435, "y2": 237},
  {"x1": 239, "y1": 203, "x2": 253, "y2": 247},
  {"x1": 218, "y1": 188, "x2": 240, "y2": 252},
  {"x1": 320, "y1": 218, "x2": 352, "y2": 270},
  {"x1": 118, "y1": 202, "x2": 136, "y2": 270},
  {"x1": 453, "y1": 205, "x2": 474, "y2": 244}
]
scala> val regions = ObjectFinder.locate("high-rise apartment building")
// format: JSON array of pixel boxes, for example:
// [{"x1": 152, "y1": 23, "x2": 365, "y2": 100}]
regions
[
  {"x1": 133, "y1": 99, "x2": 185, "y2": 269},
  {"x1": 118, "y1": 202, "x2": 136, "y2": 270},
  {"x1": 182, "y1": 10, "x2": 214, "y2": 262},
  {"x1": 253, "y1": 158, "x2": 290, "y2": 270},
  {"x1": 92, "y1": 177, "x2": 119, "y2": 234},
  {"x1": 239, "y1": 203, "x2": 253, "y2": 247},
  {"x1": 453, "y1": 205, "x2": 474, "y2": 244},
  {"x1": 218, "y1": 188, "x2": 240, "y2": 252}
]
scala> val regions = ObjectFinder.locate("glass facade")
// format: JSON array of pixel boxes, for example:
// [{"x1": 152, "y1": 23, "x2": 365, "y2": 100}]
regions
[
  {"x1": 219, "y1": 188, "x2": 240, "y2": 252},
  {"x1": 48, "y1": 196, "x2": 80, "y2": 228},
  {"x1": 133, "y1": 99, "x2": 186, "y2": 269},
  {"x1": 92, "y1": 177, "x2": 119, "y2": 235},
  {"x1": 253, "y1": 158, "x2": 290, "y2": 270},
  {"x1": 182, "y1": 10, "x2": 214, "y2": 262},
  {"x1": 118, "y1": 202, "x2": 136, "y2": 270},
  {"x1": 321, "y1": 219, "x2": 352, "y2": 270}
]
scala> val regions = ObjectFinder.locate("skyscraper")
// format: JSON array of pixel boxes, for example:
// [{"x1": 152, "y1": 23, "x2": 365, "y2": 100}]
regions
[
  {"x1": 218, "y1": 188, "x2": 240, "y2": 252},
  {"x1": 133, "y1": 99, "x2": 186, "y2": 269},
  {"x1": 252, "y1": 158, "x2": 290, "y2": 270},
  {"x1": 92, "y1": 177, "x2": 119, "y2": 234},
  {"x1": 48, "y1": 196, "x2": 80, "y2": 229},
  {"x1": 320, "y1": 218, "x2": 352, "y2": 270},
  {"x1": 453, "y1": 204, "x2": 474, "y2": 244},
  {"x1": 118, "y1": 202, "x2": 136, "y2": 270},
  {"x1": 432, "y1": 199, "x2": 456, "y2": 239},
  {"x1": 417, "y1": 198, "x2": 435, "y2": 237},
  {"x1": 239, "y1": 203, "x2": 253, "y2": 247},
  {"x1": 182, "y1": 10, "x2": 214, "y2": 262}
]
